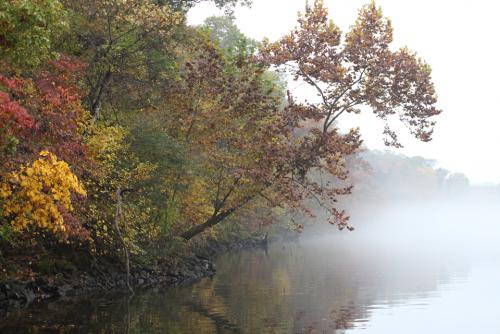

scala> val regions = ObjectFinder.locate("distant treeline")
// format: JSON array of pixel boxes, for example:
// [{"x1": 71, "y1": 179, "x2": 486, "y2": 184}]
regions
[{"x1": 350, "y1": 150, "x2": 471, "y2": 201}]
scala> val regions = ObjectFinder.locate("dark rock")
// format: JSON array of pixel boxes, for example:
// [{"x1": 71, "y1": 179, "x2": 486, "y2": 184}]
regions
[{"x1": 41, "y1": 283, "x2": 58, "y2": 294}]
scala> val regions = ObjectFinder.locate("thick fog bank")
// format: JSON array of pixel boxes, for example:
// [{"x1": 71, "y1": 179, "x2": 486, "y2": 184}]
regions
[{"x1": 300, "y1": 193, "x2": 500, "y2": 264}]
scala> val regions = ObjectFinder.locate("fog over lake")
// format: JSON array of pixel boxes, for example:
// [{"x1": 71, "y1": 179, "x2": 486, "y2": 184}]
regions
[{"x1": 3, "y1": 191, "x2": 500, "y2": 333}]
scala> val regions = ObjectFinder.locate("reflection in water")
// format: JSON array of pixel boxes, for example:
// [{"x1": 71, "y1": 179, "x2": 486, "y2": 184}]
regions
[
  {"x1": 4, "y1": 195, "x2": 500, "y2": 334},
  {"x1": 3, "y1": 232, "x2": 498, "y2": 333}
]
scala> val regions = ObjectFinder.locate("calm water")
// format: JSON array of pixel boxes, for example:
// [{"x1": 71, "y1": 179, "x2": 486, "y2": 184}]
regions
[{"x1": 2, "y1": 229, "x2": 500, "y2": 334}]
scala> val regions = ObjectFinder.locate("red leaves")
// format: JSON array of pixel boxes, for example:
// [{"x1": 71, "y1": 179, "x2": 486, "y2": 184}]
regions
[
  {"x1": 0, "y1": 56, "x2": 89, "y2": 172},
  {"x1": 58, "y1": 204, "x2": 91, "y2": 242},
  {"x1": 0, "y1": 90, "x2": 37, "y2": 132},
  {"x1": 48, "y1": 55, "x2": 87, "y2": 74},
  {"x1": 0, "y1": 75, "x2": 38, "y2": 162},
  {"x1": 0, "y1": 74, "x2": 26, "y2": 93}
]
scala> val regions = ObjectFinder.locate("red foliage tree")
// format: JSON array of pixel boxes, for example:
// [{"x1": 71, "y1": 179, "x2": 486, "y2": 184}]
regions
[{"x1": 0, "y1": 56, "x2": 88, "y2": 173}]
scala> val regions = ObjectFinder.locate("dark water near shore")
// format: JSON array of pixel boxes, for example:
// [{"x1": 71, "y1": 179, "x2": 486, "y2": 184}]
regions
[{"x1": 2, "y1": 223, "x2": 500, "y2": 333}]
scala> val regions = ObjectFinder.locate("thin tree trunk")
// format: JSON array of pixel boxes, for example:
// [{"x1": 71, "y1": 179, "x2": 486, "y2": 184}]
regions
[
  {"x1": 87, "y1": 71, "x2": 112, "y2": 120},
  {"x1": 82, "y1": 70, "x2": 112, "y2": 137},
  {"x1": 114, "y1": 187, "x2": 134, "y2": 294}
]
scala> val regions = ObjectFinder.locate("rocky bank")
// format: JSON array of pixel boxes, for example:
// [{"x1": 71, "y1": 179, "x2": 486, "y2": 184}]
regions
[{"x1": 0, "y1": 236, "x2": 264, "y2": 318}]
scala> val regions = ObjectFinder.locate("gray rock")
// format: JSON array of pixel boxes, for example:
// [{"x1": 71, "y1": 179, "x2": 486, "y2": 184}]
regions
[{"x1": 56, "y1": 284, "x2": 73, "y2": 297}]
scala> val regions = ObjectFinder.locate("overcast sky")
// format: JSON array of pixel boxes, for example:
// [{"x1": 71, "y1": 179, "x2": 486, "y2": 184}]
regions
[{"x1": 187, "y1": 0, "x2": 500, "y2": 184}]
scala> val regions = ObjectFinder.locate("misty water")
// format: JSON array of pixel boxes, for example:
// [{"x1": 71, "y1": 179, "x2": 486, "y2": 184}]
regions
[{"x1": 2, "y1": 198, "x2": 500, "y2": 333}]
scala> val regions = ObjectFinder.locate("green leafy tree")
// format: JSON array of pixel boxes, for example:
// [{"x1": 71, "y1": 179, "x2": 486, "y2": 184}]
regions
[{"x1": 0, "y1": 0, "x2": 68, "y2": 69}]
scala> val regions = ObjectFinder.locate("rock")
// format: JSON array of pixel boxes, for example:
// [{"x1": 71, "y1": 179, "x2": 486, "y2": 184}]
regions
[
  {"x1": 1, "y1": 236, "x2": 263, "y2": 318},
  {"x1": 56, "y1": 284, "x2": 73, "y2": 297},
  {"x1": 22, "y1": 288, "x2": 36, "y2": 305}
]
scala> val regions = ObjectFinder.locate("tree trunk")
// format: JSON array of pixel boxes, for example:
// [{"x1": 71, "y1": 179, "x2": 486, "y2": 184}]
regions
[
  {"x1": 89, "y1": 70, "x2": 112, "y2": 120},
  {"x1": 114, "y1": 187, "x2": 134, "y2": 294},
  {"x1": 179, "y1": 208, "x2": 237, "y2": 241}
]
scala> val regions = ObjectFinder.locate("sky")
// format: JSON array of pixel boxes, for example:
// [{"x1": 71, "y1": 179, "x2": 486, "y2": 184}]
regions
[{"x1": 187, "y1": 0, "x2": 500, "y2": 184}]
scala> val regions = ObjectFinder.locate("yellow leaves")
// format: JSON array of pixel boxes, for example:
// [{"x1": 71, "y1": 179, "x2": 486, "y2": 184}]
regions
[
  {"x1": 132, "y1": 162, "x2": 157, "y2": 183},
  {"x1": 0, "y1": 183, "x2": 12, "y2": 199},
  {"x1": 86, "y1": 125, "x2": 127, "y2": 173},
  {"x1": 177, "y1": 177, "x2": 214, "y2": 227},
  {"x1": 112, "y1": 0, "x2": 182, "y2": 36},
  {"x1": 87, "y1": 125, "x2": 126, "y2": 150},
  {"x1": 0, "y1": 151, "x2": 86, "y2": 237}
]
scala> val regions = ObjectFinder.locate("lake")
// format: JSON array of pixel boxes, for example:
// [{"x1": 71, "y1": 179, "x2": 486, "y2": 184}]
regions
[{"x1": 2, "y1": 216, "x2": 500, "y2": 334}]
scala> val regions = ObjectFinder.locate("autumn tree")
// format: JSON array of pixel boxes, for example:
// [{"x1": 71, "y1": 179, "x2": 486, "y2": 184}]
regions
[
  {"x1": 164, "y1": 0, "x2": 252, "y2": 13},
  {"x1": 159, "y1": 27, "x2": 354, "y2": 240},
  {"x1": 57, "y1": 0, "x2": 183, "y2": 123},
  {"x1": 0, "y1": 57, "x2": 88, "y2": 171},
  {"x1": 178, "y1": 0, "x2": 441, "y2": 239},
  {"x1": 0, "y1": 151, "x2": 87, "y2": 240},
  {"x1": 58, "y1": 0, "x2": 254, "y2": 123},
  {"x1": 138, "y1": 30, "x2": 282, "y2": 239},
  {"x1": 0, "y1": 56, "x2": 91, "y2": 243},
  {"x1": 254, "y1": 0, "x2": 441, "y2": 229}
]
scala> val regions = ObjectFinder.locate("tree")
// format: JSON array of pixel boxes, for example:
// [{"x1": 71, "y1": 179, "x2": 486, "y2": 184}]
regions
[
  {"x1": 179, "y1": 0, "x2": 442, "y2": 239},
  {"x1": 148, "y1": 32, "x2": 288, "y2": 239},
  {"x1": 0, "y1": 0, "x2": 68, "y2": 69},
  {"x1": 0, "y1": 55, "x2": 91, "y2": 244},
  {"x1": 163, "y1": 0, "x2": 252, "y2": 13},
  {"x1": 0, "y1": 57, "x2": 88, "y2": 172},
  {"x1": 261, "y1": 0, "x2": 440, "y2": 147},
  {"x1": 255, "y1": 0, "x2": 440, "y2": 227},
  {"x1": 59, "y1": 0, "x2": 183, "y2": 122},
  {"x1": 203, "y1": 16, "x2": 256, "y2": 52},
  {"x1": 0, "y1": 151, "x2": 87, "y2": 241}
]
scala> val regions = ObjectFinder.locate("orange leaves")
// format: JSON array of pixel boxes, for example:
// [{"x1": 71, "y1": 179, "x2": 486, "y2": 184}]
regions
[
  {"x1": 258, "y1": 0, "x2": 441, "y2": 230},
  {"x1": 344, "y1": 2, "x2": 393, "y2": 66}
]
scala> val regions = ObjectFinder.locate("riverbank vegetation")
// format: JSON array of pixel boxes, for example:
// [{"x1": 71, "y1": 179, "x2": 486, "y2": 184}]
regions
[{"x1": 0, "y1": 0, "x2": 440, "y2": 285}]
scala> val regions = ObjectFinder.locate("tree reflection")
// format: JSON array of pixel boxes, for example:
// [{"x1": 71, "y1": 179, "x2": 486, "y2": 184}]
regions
[{"x1": 0, "y1": 239, "x2": 467, "y2": 334}]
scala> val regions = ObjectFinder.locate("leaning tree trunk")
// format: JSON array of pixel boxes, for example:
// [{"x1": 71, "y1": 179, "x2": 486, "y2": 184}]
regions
[
  {"x1": 114, "y1": 187, "x2": 134, "y2": 294},
  {"x1": 179, "y1": 208, "x2": 238, "y2": 241}
]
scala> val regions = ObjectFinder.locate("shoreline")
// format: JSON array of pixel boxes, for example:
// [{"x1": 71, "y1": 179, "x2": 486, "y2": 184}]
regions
[{"x1": 0, "y1": 237, "x2": 265, "y2": 319}]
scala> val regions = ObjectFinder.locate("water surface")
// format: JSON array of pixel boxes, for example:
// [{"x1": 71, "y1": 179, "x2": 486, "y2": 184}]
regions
[{"x1": 2, "y1": 229, "x2": 499, "y2": 333}]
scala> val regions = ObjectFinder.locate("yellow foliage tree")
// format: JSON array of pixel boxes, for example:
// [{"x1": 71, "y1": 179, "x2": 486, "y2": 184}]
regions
[{"x1": 0, "y1": 151, "x2": 86, "y2": 236}]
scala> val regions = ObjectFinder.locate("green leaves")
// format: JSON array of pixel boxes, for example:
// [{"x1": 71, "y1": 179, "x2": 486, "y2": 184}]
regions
[{"x1": 0, "y1": 0, "x2": 68, "y2": 69}]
